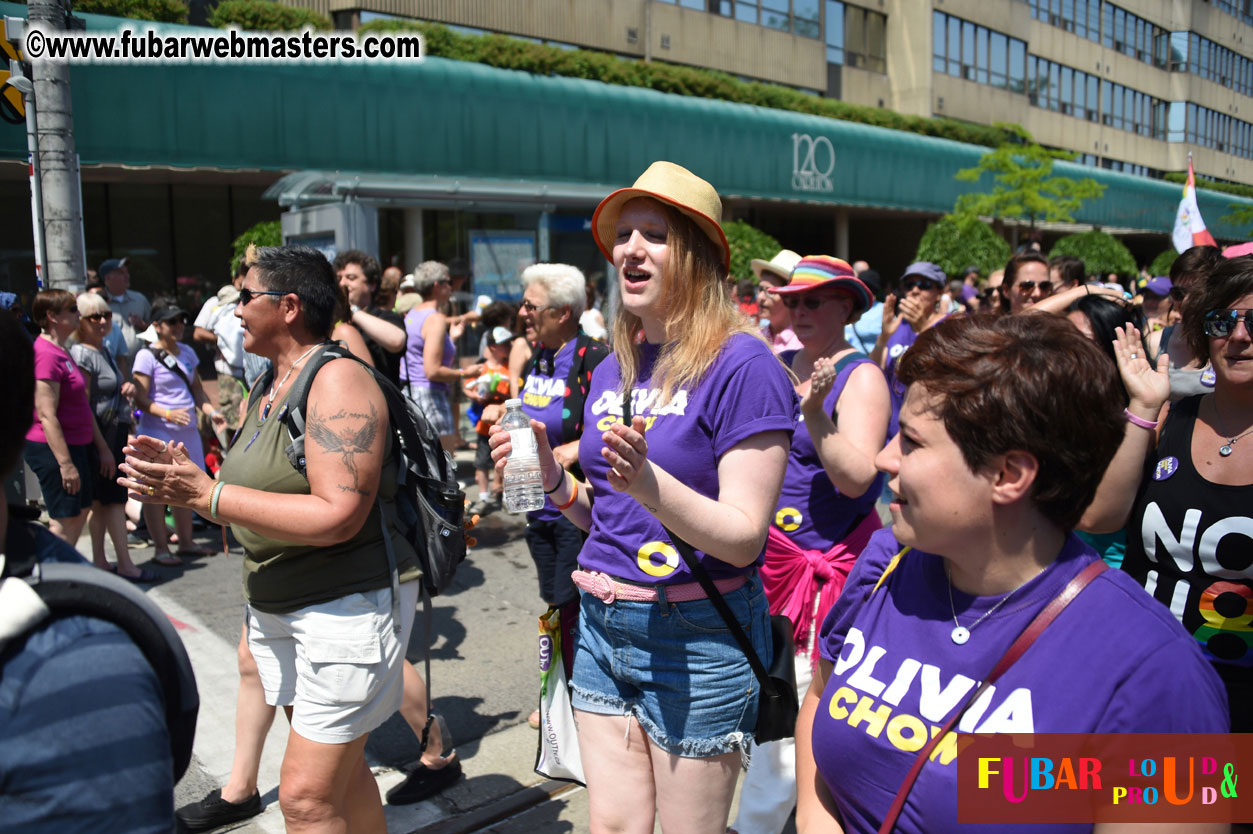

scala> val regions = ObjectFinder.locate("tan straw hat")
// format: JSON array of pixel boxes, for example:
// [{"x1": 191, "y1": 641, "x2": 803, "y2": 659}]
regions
[
  {"x1": 751, "y1": 249, "x2": 803, "y2": 286},
  {"x1": 592, "y1": 161, "x2": 729, "y2": 272}
]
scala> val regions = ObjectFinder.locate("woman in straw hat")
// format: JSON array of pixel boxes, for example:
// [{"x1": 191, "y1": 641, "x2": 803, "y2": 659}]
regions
[
  {"x1": 493, "y1": 161, "x2": 797, "y2": 832},
  {"x1": 730, "y1": 256, "x2": 889, "y2": 834}
]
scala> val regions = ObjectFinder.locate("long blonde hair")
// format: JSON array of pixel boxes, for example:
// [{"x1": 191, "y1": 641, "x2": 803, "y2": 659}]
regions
[{"x1": 611, "y1": 201, "x2": 763, "y2": 405}]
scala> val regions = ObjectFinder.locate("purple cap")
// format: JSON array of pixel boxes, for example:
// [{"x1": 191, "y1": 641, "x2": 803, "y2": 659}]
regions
[
  {"x1": 1143, "y1": 276, "x2": 1172, "y2": 297},
  {"x1": 901, "y1": 261, "x2": 946, "y2": 286}
]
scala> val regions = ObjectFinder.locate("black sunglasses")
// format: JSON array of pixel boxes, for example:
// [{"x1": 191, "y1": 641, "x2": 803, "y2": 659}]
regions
[
  {"x1": 1014, "y1": 280, "x2": 1055, "y2": 294},
  {"x1": 781, "y1": 295, "x2": 838, "y2": 311},
  {"x1": 902, "y1": 279, "x2": 942, "y2": 293},
  {"x1": 1203, "y1": 309, "x2": 1253, "y2": 338},
  {"x1": 239, "y1": 287, "x2": 290, "y2": 305},
  {"x1": 1169, "y1": 286, "x2": 1188, "y2": 302},
  {"x1": 84, "y1": 311, "x2": 113, "y2": 322},
  {"x1": 978, "y1": 287, "x2": 1000, "y2": 299}
]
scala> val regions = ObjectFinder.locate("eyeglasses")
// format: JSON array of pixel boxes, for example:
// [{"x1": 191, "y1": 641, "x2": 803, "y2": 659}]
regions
[
  {"x1": 1014, "y1": 281, "x2": 1055, "y2": 294},
  {"x1": 901, "y1": 279, "x2": 942, "y2": 293},
  {"x1": 978, "y1": 287, "x2": 1001, "y2": 299},
  {"x1": 520, "y1": 299, "x2": 553, "y2": 314},
  {"x1": 1203, "y1": 309, "x2": 1253, "y2": 338},
  {"x1": 84, "y1": 312, "x2": 113, "y2": 323},
  {"x1": 239, "y1": 287, "x2": 290, "y2": 305},
  {"x1": 781, "y1": 295, "x2": 839, "y2": 311}
]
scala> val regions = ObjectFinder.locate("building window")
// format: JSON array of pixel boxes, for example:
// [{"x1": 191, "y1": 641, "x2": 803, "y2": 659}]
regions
[
  {"x1": 794, "y1": 0, "x2": 820, "y2": 38},
  {"x1": 826, "y1": 0, "x2": 845, "y2": 64},
  {"x1": 846, "y1": 4, "x2": 886, "y2": 74},
  {"x1": 933, "y1": 11, "x2": 1023, "y2": 91}
]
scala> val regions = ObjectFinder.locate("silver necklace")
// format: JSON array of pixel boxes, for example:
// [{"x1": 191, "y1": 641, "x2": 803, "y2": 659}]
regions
[
  {"x1": 1213, "y1": 399, "x2": 1253, "y2": 457},
  {"x1": 945, "y1": 564, "x2": 1040, "y2": 645},
  {"x1": 262, "y1": 343, "x2": 323, "y2": 421}
]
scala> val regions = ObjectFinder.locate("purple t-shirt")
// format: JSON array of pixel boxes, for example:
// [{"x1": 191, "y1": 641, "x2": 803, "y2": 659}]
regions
[
  {"x1": 401, "y1": 308, "x2": 454, "y2": 392},
  {"x1": 521, "y1": 339, "x2": 576, "y2": 522},
  {"x1": 133, "y1": 344, "x2": 198, "y2": 432},
  {"x1": 773, "y1": 353, "x2": 883, "y2": 551},
  {"x1": 811, "y1": 528, "x2": 1229, "y2": 834},
  {"x1": 577, "y1": 333, "x2": 797, "y2": 584},
  {"x1": 28, "y1": 339, "x2": 95, "y2": 445}
]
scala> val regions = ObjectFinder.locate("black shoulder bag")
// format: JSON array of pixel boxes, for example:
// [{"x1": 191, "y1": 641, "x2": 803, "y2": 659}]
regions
[{"x1": 622, "y1": 395, "x2": 799, "y2": 744}]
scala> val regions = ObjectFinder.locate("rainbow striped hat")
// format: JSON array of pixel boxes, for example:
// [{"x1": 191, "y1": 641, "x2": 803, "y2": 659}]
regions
[{"x1": 769, "y1": 255, "x2": 873, "y2": 313}]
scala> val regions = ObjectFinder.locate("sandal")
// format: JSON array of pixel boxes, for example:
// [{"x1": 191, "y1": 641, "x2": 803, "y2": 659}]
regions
[
  {"x1": 175, "y1": 545, "x2": 217, "y2": 558},
  {"x1": 152, "y1": 553, "x2": 184, "y2": 567}
]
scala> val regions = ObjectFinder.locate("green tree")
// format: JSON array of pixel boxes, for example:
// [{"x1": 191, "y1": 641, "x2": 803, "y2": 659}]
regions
[
  {"x1": 209, "y1": 0, "x2": 331, "y2": 30},
  {"x1": 229, "y1": 220, "x2": 281, "y2": 275},
  {"x1": 723, "y1": 220, "x2": 781, "y2": 283},
  {"x1": 76, "y1": 0, "x2": 189, "y2": 23},
  {"x1": 914, "y1": 213, "x2": 1011, "y2": 279},
  {"x1": 1148, "y1": 249, "x2": 1177, "y2": 277},
  {"x1": 1220, "y1": 204, "x2": 1253, "y2": 238},
  {"x1": 954, "y1": 124, "x2": 1105, "y2": 232},
  {"x1": 1048, "y1": 230, "x2": 1136, "y2": 278}
]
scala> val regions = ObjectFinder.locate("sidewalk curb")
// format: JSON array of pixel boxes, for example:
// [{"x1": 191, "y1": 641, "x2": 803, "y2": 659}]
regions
[{"x1": 406, "y1": 781, "x2": 581, "y2": 834}]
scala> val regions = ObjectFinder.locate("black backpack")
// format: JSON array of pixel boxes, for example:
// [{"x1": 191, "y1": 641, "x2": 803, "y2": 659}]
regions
[
  {"x1": 1, "y1": 516, "x2": 199, "y2": 782},
  {"x1": 257, "y1": 343, "x2": 468, "y2": 601}
]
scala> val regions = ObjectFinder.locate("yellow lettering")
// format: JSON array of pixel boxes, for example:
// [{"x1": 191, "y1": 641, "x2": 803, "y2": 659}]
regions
[
  {"x1": 928, "y1": 725, "x2": 964, "y2": 766},
  {"x1": 828, "y1": 686, "x2": 857, "y2": 720},
  {"x1": 978, "y1": 758, "x2": 1000, "y2": 790},
  {"x1": 885, "y1": 713, "x2": 928, "y2": 752},
  {"x1": 523, "y1": 393, "x2": 552, "y2": 408},
  {"x1": 596, "y1": 415, "x2": 617, "y2": 431},
  {"x1": 636, "y1": 542, "x2": 679, "y2": 577},
  {"x1": 847, "y1": 696, "x2": 892, "y2": 737}
]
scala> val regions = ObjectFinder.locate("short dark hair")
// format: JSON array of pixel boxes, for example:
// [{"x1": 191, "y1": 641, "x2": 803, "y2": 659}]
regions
[
  {"x1": 897, "y1": 313, "x2": 1124, "y2": 530},
  {"x1": 1049, "y1": 255, "x2": 1086, "y2": 289},
  {"x1": 31, "y1": 289, "x2": 77, "y2": 331},
  {"x1": 1003, "y1": 251, "x2": 1050, "y2": 292},
  {"x1": 251, "y1": 246, "x2": 338, "y2": 339},
  {"x1": 1169, "y1": 245, "x2": 1223, "y2": 290},
  {"x1": 333, "y1": 250, "x2": 382, "y2": 291},
  {"x1": 1183, "y1": 255, "x2": 1253, "y2": 362},
  {"x1": 0, "y1": 314, "x2": 34, "y2": 479}
]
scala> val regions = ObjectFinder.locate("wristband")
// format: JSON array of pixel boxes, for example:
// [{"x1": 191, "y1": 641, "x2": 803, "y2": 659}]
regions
[
  {"x1": 554, "y1": 479, "x2": 579, "y2": 511},
  {"x1": 210, "y1": 481, "x2": 225, "y2": 519},
  {"x1": 1124, "y1": 408, "x2": 1159, "y2": 430},
  {"x1": 543, "y1": 471, "x2": 566, "y2": 494},
  {"x1": 163, "y1": 408, "x2": 171, "y2": 420}
]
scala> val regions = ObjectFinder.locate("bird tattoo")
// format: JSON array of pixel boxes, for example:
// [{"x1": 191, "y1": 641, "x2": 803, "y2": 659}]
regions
[{"x1": 307, "y1": 402, "x2": 379, "y2": 492}]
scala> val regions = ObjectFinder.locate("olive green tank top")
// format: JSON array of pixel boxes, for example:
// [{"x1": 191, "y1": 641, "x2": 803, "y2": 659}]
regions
[{"x1": 218, "y1": 363, "x2": 421, "y2": 614}]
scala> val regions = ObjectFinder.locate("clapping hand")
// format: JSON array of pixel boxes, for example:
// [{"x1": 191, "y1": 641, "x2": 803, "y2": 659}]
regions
[
  {"x1": 1113, "y1": 325, "x2": 1170, "y2": 418},
  {"x1": 802, "y1": 356, "x2": 837, "y2": 416},
  {"x1": 602, "y1": 416, "x2": 651, "y2": 494}
]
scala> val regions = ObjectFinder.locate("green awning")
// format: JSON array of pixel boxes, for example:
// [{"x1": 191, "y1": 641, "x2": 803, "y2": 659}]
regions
[{"x1": 2, "y1": 1, "x2": 1250, "y2": 238}]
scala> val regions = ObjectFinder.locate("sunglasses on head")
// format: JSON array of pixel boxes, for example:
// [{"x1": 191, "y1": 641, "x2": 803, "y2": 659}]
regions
[
  {"x1": 84, "y1": 311, "x2": 113, "y2": 323},
  {"x1": 781, "y1": 294, "x2": 839, "y2": 311},
  {"x1": 238, "y1": 287, "x2": 290, "y2": 305},
  {"x1": 902, "y1": 279, "x2": 942, "y2": 293},
  {"x1": 1015, "y1": 280, "x2": 1054, "y2": 294},
  {"x1": 1203, "y1": 309, "x2": 1253, "y2": 338}
]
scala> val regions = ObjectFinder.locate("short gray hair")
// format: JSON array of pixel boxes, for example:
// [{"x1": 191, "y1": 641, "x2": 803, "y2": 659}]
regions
[
  {"x1": 522, "y1": 263, "x2": 586, "y2": 319},
  {"x1": 76, "y1": 291, "x2": 109, "y2": 317},
  {"x1": 413, "y1": 261, "x2": 450, "y2": 295}
]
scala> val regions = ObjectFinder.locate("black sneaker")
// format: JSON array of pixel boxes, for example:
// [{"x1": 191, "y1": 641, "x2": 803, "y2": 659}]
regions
[
  {"x1": 175, "y1": 788, "x2": 262, "y2": 832},
  {"x1": 385, "y1": 759, "x2": 463, "y2": 805}
]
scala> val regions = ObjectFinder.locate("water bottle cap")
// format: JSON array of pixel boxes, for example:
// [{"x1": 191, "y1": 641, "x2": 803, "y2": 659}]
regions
[{"x1": 504, "y1": 398, "x2": 522, "y2": 409}]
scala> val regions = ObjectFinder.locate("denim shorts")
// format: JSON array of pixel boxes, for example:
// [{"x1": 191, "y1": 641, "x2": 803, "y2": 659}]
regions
[{"x1": 570, "y1": 571, "x2": 771, "y2": 757}]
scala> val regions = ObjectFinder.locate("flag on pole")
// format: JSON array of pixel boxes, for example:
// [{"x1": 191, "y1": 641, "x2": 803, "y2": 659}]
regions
[{"x1": 1172, "y1": 155, "x2": 1218, "y2": 253}]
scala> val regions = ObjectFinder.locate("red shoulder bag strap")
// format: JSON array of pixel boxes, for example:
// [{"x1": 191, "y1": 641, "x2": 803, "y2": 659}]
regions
[{"x1": 876, "y1": 559, "x2": 1108, "y2": 834}]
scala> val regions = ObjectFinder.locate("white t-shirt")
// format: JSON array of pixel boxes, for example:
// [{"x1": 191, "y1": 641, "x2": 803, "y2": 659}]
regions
[{"x1": 195, "y1": 288, "x2": 244, "y2": 376}]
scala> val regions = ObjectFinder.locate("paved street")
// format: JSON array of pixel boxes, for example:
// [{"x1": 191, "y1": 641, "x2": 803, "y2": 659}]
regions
[{"x1": 65, "y1": 448, "x2": 768, "y2": 833}]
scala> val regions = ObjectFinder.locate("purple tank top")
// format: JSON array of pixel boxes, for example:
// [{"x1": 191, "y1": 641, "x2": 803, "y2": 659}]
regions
[
  {"x1": 773, "y1": 352, "x2": 883, "y2": 551},
  {"x1": 402, "y1": 308, "x2": 455, "y2": 392}
]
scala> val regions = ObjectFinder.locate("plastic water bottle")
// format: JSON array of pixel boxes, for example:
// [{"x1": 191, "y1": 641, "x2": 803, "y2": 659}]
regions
[{"x1": 501, "y1": 398, "x2": 545, "y2": 513}]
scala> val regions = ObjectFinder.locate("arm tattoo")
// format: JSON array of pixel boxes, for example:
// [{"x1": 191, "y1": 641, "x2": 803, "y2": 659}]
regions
[{"x1": 307, "y1": 401, "x2": 380, "y2": 493}]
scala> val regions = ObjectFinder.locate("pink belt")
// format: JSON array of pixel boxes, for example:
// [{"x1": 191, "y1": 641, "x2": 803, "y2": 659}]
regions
[{"x1": 572, "y1": 569, "x2": 747, "y2": 604}]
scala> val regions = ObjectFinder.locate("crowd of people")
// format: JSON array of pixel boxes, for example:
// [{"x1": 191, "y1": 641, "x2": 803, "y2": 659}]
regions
[{"x1": 3, "y1": 158, "x2": 1250, "y2": 834}]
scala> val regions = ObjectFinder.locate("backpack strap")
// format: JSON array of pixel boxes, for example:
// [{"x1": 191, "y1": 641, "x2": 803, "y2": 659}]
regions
[
  {"x1": 144, "y1": 346, "x2": 196, "y2": 397},
  {"x1": 278, "y1": 344, "x2": 406, "y2": 638}
]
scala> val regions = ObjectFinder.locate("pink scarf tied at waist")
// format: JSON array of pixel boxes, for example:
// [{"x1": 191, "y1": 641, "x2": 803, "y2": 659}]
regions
[{"x1": 761, "y1": 511, "x2": 882, "y2": 659}]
